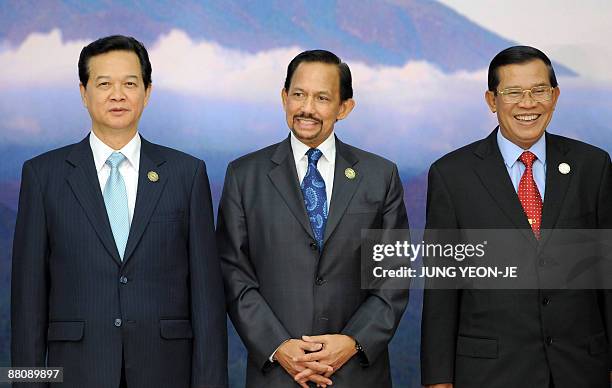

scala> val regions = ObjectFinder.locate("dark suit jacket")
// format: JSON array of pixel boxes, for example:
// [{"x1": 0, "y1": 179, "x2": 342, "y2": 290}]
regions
[
  {"x1": 11, "y1": 135, "x2": 227, "y2": 388},
  {"x1": 216, "y1": 136, "x2": 410, "y2": 387},
  {"x1": 421, "y1": 129, "x2": 612, "y2": 388}
]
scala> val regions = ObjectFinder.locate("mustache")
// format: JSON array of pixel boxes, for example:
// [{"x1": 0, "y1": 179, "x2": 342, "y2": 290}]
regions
[{"x1": 293, "y1": 113, "x2": 322, "y2": 123}]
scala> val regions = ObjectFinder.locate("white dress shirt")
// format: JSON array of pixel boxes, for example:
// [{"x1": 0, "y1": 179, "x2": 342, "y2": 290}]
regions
[
  {"x1": 89, "y1": 131, "x2": 141, "y2": 224},
  {"x1": 290, "y1": 131, "x2": 336, "y2": 207}
]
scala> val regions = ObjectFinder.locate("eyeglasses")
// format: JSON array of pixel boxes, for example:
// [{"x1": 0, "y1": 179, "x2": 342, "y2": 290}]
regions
[{"x1": 497, "y1": 86, "x2": 554, "y2": 103}]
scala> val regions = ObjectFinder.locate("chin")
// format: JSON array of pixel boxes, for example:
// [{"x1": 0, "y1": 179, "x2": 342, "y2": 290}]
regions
[{"x1": 293, "y1": 129, "x2": 319, "y2": 141}]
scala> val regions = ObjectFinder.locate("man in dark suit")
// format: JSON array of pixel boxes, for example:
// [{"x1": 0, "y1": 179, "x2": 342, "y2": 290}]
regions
[
  {"x1": 11, "y1": 35, "x2": 227, "y2": 388},
  {"x1": 421, "y1": 46, "x2": 612, "y2": 388},
  {"x1": 217, "y1": 50, "x2": 410, "y2": 387}
]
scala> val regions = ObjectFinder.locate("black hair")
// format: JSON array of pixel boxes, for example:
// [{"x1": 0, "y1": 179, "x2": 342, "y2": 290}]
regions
[
  {"x1": 284, "y1": 49, "x2": 353, "y2": 101},
  {"x1": 488, "y1": 45, "x2": 558, "y2": 92},
  {"x1": 78, "y1": 35, "x2": 152, "y2": 89}
]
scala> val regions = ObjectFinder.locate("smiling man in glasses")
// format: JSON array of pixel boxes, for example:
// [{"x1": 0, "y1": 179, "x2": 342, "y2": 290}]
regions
[{"x1": 421, "y1": 46, "x2": 612, "y2": 388}]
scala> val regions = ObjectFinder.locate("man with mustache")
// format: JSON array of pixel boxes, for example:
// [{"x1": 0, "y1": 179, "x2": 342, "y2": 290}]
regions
[
  {"x1": 217, "y1": 49, "x2": 410, "y2": 387},
  {"x1": 421, "y1": 46, "x2": 612, "y2": 388},
  {"x1": 11, "y1": 35, "x2": 227, "y2": 388}
]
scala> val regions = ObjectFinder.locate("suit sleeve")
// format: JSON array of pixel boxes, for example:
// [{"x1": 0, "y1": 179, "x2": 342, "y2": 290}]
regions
[
  {"x1": 341, "y1": 164, "x2": 410, "y2": 367},
  {"x1": 189, "y1": 161, "x2": 228, "y2": 388},
  {"x1": 11, "y1": 161, "x2": 50, "y2": 387},
  {"x1": 595, "y1": 152, "x2": 612, "y2": 369},
  {"x1": 421, "y1": 163, "x2": 461, "y2": 385},
  {"x1": 216, "y1": 163, "x2": 291, "y2": 372}
]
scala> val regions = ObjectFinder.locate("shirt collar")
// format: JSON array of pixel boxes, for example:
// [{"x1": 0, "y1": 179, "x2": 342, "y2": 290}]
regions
[
  {"x1": 89, "y1": 130, "x2": 141, "y2": 173},
  {"x1": 496, "y1": 128, "x2": 546, "y2": 168},
  {"x1": 290, "y1": 131, "x2": 336, "y2": 165}
]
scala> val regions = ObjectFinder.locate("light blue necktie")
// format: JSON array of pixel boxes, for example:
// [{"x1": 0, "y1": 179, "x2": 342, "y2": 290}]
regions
[
  {"x1": 301, "y1": 148, "x2": 328, "y2": 251},
  {"x1": 103, "y1": 152, "x2": 130, "y2": 260}
]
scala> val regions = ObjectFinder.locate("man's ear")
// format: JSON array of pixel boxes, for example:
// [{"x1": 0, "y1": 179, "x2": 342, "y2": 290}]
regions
[
  {"x1": 485, "y1": 90, "x2": 497, "y2": 113},
  {"x1": 79, "y1": 83, "x2": 88, "y2": 108},
  {"x1": 337, "y1": 98, "x2": 356, "y2": 120},
  {"x1": 281, "y1": 88, "x2": 288, "y2": 111},
  {"x1": 144, "y1": 83, "x2": 153, "y2": 106}
]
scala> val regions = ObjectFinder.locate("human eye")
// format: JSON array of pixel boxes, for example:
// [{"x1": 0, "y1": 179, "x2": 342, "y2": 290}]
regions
[
  {"x1": 97, "y1": 81, "x2": 110, "y2": 88},
  {"x1": 531, "y1": 86, "x2": 550, "y2": 97},
  {"x1": 125, "y1": 81, "x2": 137, "y2": 88},
  {"x1": 317, "y1": 95, "x2": 330, "y2": 102},
  {"x1": 503, "y1": 88, "x2": 523, "y2": 98},
  {"x1": 292, "y1": 91, "x2": 305, "y2": 99}
]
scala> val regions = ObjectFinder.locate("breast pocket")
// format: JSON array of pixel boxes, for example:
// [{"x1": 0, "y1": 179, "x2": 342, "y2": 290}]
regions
[
  {"x1": 346, "y1": 205, "x2": 379, "y2": 215},
  {"x1": 150, "y1": 210, "x2": 185, "y2": 223},
  {"x1": 556, "y1": 210, "x2": 596, "y2": 227}
]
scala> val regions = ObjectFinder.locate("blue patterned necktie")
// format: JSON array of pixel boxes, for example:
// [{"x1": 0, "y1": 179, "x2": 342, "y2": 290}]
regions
[
  {"x1": 103, "y1": 152, "x2": 130, "y2": 260},
  {"x1": 301, "y1": 148, "x2": 328, "y2": 251}
]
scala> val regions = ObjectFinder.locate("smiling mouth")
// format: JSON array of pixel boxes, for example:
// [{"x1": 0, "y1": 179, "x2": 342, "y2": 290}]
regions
[
  {"x1": 514, "y1": 114, "x2": 540, "y2": 122},
  {"x1": 295, "y1": 117, "x2": 321, "y2": 125}
]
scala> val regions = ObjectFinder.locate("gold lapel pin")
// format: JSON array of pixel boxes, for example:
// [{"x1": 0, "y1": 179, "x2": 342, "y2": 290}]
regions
[
  {"x1": 345, "y1": 168, "x2": 356, "y2": 180},
  {"x1": 147, "y1": 171, "x2": 159, "y2": 182},
  {"x1": 528, "y1": 218, "x2": 534, "y2": 225},
  {"x1": 558, "y1": 163, "x2": 570, "y2": 175}
]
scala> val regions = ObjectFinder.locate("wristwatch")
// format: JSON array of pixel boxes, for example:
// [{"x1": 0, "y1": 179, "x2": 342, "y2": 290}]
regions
[{"x1": 355, "y1": 340, "x2": 363, "y2": 353}]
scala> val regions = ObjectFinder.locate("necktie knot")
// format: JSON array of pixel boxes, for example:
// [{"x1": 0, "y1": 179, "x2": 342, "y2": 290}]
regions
[
  {"x1": 519, "y1": 151, "x2": 537, "y2": 168},
  {"x1": 106, "y1": 152, "x2": 126, "y2": 169},
  {"x1": 306, "y1": 148, "x2": 323, "y2": 165}
]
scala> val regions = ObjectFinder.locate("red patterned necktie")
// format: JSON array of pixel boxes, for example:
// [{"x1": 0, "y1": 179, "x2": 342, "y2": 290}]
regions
[{"x1": 517, "y1": 151, "x2": 542, "y2": 239}]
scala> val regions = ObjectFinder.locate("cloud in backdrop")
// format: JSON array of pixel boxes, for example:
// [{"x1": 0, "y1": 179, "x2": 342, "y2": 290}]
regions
[{"x1": 1, "y1": 29, "x2": 610, "y2": 172}]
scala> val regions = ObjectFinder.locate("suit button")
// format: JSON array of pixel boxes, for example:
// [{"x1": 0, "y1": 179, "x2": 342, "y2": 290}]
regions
[
  {"x1": 315, "y1": 277, "x2": 325, "y2": 286},
  {"x1": 542, "y1": 297, "x2": 550, "y2": 305},
  {"x1": 310, "y1": 242, "x2": 318, "y2": 251},
  {"x1": 546, "y1": 336, "x2": 553, "y2": 345},
  {"x1": 114, "y1": 318, "x2": 122, "y2": 327},
  {"x1": 119, "y1": 276, "x2": 128, "y2": 284}
]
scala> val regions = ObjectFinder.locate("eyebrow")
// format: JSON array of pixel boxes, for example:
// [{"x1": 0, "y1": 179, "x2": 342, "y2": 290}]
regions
[
  {"x1": 94, "y1": 75, "x2": 140, "y2": 81},
  {"x1": 503, "y1": 82, "x2": 550, "y2": 89},
  {"x1": 291, "y1": 87, "x2": 332, "y2": 94}
]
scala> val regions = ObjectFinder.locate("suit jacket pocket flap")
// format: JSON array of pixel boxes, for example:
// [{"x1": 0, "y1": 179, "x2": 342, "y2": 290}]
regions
[
  {"x1": 456, "y1": 335, "x2": 498, "y2": 359},
  {"x1": 588, "y1": 332, "x2": 608, "y2": 355},
  {"x1": 47, "y1": 321, "x2": 85, "y2": 342},
  {"x1": 346, "y1": 204, "x2": 379, "y2": 214},
  {"x1": 160, "y1": 319, "x2": 193, "y2": 339},
  {"x1": 150, "y1": 211, "x2": 185, "y2": 223}
]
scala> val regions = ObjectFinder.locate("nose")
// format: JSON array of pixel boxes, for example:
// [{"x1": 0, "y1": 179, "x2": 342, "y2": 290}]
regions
[
  {"x1": 517, "y1": 90, "x2": 537, "y2": 108},
  {"x1": 301, "y1": 96, "x2": 315, "y2": 113},
  {"x1": 109, "y1": 83, "x2": 126, "y2": 101}
]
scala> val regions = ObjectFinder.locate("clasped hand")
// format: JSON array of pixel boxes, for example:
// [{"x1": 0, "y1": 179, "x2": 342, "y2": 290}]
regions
[{"x1": 274, "y1": 334, "x2": 358, "y2": 387}]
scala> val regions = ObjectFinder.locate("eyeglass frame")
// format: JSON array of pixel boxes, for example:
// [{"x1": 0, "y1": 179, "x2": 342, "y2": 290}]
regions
[{"x1": 495, "y1": 85, "x2": 555, "y2": 104}]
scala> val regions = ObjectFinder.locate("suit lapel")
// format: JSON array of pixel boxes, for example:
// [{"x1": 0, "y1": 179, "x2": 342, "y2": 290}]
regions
[
  {"x1": 539, "y1": 134, "x2": 572, "y2": 247},
  {"x1": 473, "y1": 129, "x2": 537, "y2": 247},
  {"x1": 268, "y1": 137, "x2": 315, "y2": 240},
  {"x1": 66, "y1": 135, "x2": 122, "y2": 265},
  {"x1": 323, "y1": 138, "x2": 362, "y2": 245},
  {"x1": 122, "y1": 138, "x2": 168, "y2": 263}
]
